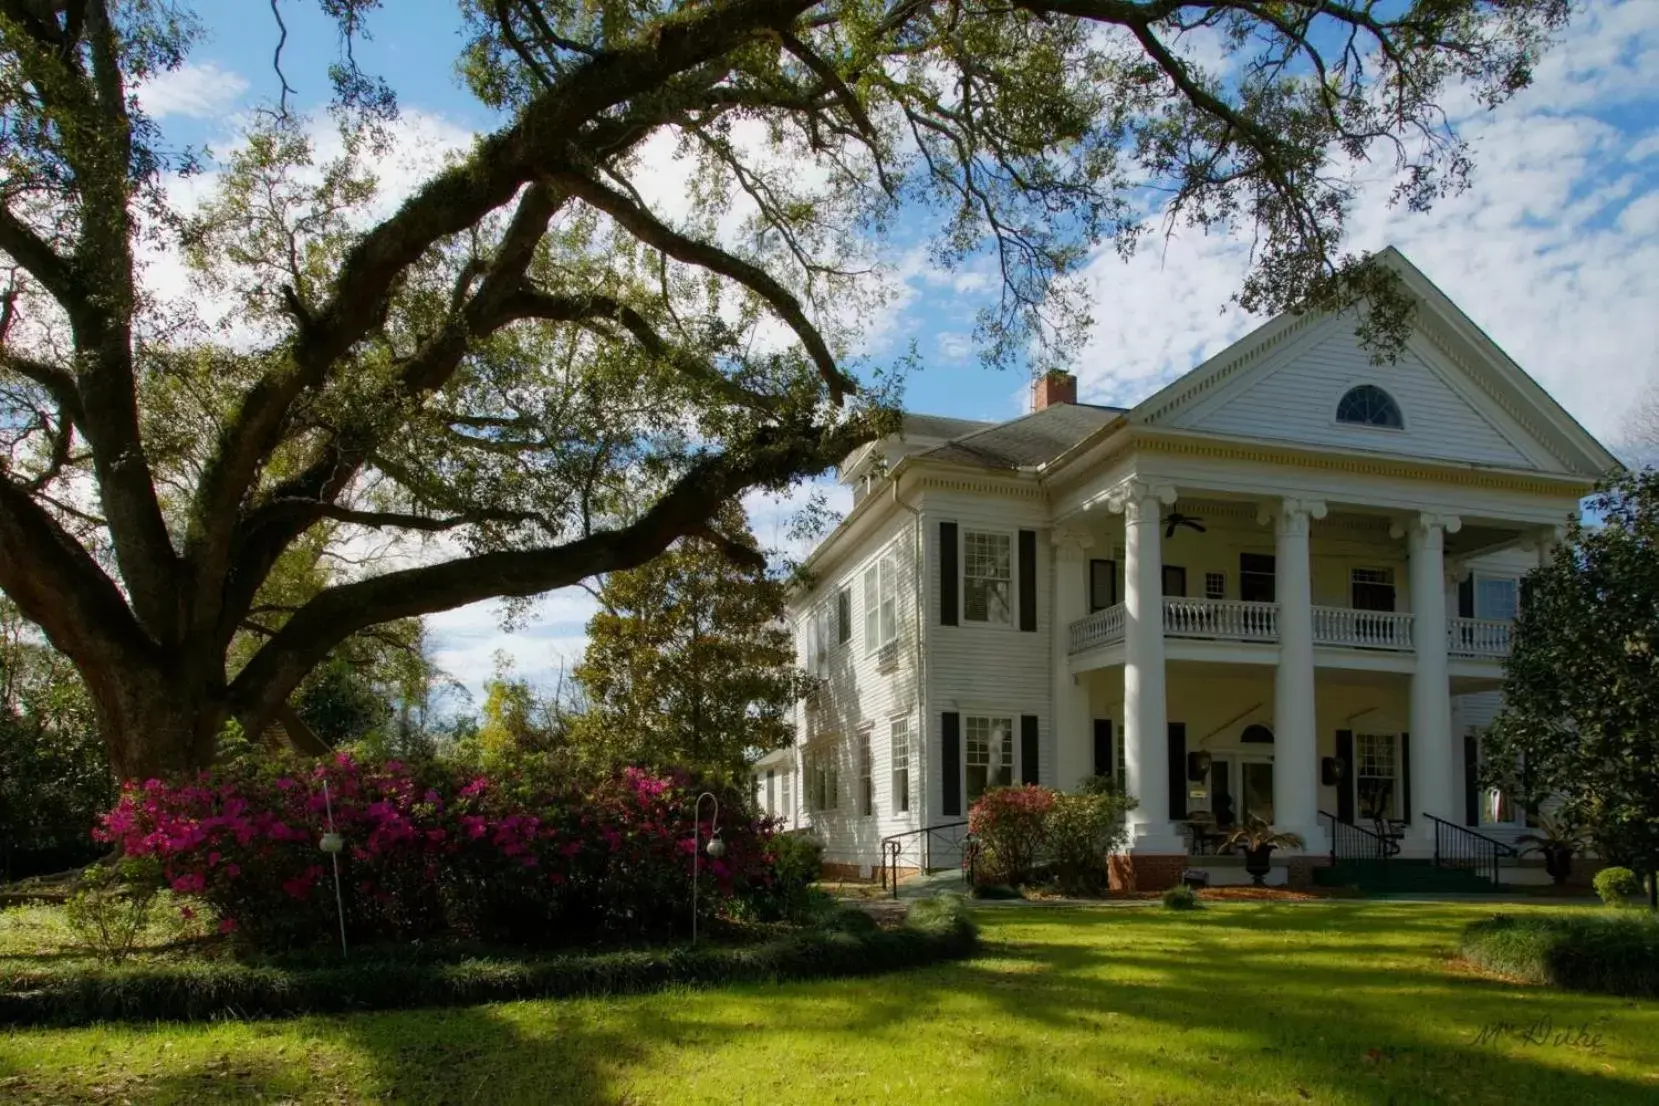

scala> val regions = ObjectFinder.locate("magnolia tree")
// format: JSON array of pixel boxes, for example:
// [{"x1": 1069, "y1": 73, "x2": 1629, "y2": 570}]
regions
[
  {"x1": 0, "y1": 0, "x2": 1570, "y2": 778},
  {"x1": 1483, "y1": 471, "x2": 1659, "y2": 909}
]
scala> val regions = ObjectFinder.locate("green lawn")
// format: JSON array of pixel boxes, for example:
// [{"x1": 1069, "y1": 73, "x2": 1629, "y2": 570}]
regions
[{"x1": 3, "y1": 901, "x2": 1657, "y2": 1104}]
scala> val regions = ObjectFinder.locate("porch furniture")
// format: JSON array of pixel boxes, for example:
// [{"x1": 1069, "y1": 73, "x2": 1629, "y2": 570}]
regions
[
  {"x1": 1371, "y1": 816, "x2": 1404, "y2": 857},
  {"x1": 1184, "y1": 812, "x2": 1223, "y2": 856}
]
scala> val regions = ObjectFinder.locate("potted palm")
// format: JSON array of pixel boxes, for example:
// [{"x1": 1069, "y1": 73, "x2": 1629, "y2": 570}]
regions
[
  {"x1": 1220, "y1": 816, "x2": 1307, "y2": 886},
  {"x1": 1517, "y1": 814, "x2": 1588, "y2": 886}
]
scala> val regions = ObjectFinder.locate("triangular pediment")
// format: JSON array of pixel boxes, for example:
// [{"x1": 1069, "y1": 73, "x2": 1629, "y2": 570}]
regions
[{"x1": 1125, "y1": 249, "x2": 1620, "y2": 479}]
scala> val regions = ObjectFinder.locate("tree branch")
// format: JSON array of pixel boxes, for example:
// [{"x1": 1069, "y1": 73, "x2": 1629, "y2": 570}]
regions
[
  {"x1": 227, "y1": 416, "x2": 872, "y2": 725},
  {"x1": 546, "y1": 168, "x2": 856, "y2": 403}
]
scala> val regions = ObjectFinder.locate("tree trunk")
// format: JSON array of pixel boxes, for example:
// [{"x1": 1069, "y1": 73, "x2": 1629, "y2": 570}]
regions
[{"x1": 81, "y1": 658, "x2": 228, "y2": 781}]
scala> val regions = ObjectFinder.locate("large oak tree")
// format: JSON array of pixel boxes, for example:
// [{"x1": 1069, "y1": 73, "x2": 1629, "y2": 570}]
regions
[{"x1": 0, "y1": 0, "x2": 1568, "y2": 778}]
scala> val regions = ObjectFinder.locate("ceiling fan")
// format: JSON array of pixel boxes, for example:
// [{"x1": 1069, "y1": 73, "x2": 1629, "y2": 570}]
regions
[{"x1": 1163, "y1": 511, "x2": 1206, "y2": 538}]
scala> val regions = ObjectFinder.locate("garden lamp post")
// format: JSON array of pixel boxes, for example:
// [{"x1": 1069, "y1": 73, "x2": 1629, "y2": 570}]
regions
[
  {"x1": 691, "y1": 791, "x2": 724, "y2": 946},
  {"x1": 319, "y1": 780, "x2": 348, "y2": 958}
]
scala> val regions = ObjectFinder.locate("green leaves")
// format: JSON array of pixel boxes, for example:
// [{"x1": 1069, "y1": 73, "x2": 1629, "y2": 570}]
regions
[{"x1": 1486, "y1": 471, "x2": 1659, "y2": 882}]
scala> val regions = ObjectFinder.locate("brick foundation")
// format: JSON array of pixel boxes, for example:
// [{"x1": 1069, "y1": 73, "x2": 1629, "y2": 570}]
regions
[
  {"x1": 818, "y1": 861, "x2": 867, "y2": 882},
  {"x1": 1109, "y1": 853, "x2": 1188, "y2": 892},
  {"x1": 1286, "y1": 855, "x2": 1330, "y2": 891}
]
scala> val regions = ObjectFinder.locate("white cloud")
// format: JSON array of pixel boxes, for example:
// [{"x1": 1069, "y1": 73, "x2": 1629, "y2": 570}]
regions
[
  {"x1": 135, "y1": 62, "x2": 249, "y2": 119},
  {"x1": 1072, "y1": 0, "x2": 1659, "y2": 442}
]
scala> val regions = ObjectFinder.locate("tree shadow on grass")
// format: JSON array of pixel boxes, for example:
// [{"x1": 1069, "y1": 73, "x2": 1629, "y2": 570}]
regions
[{"x1": 3, "y1": 904, "x2": 1655, "y2": 1105}]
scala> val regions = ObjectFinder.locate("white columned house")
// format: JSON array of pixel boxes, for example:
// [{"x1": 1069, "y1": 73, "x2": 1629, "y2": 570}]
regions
[
  {"x1": 1110, "y1": 478, "x2": 1183, "y2": 856},
  {"x1": 1270, "y1": 497, "x2": 1327, "y2": 854},
  {"x1": 772, "y1": 248, "x2": 1619, "y2": 891}
]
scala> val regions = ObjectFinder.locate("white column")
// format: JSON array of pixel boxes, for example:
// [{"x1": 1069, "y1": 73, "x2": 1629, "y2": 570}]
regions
[
  {"x1": 1109, "y1": 478, "x2": 1183, "y2": 853},
  {"x1": 1405, "y1": 512, "x2": 1461, "y2": 846},
  {"x1": 1051, "y1": 527, "x2": 1094, "y2": 792},
  {"x1": 1268, "y1": 497, "x2": 1327, "y2": 852}
]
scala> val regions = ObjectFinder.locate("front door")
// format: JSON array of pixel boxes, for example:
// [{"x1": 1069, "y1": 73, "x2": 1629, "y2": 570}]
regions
[{"x1": 1240, "y1": 757, "x2": 1274, "y2": 824}]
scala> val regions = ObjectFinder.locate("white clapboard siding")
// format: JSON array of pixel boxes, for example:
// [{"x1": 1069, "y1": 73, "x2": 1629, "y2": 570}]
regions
[
  {"x1": 789, "y1": 510, "x2": 926, "y2": 870},
  {"x1": 1177, "y1": 321, "x2": 1538, "y2": 469},
  {"x1": 920, "y1": 490, "x2": 1056, "y2": 834}
]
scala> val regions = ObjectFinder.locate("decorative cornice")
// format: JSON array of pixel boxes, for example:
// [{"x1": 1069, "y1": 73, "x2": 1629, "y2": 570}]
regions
[
  {"x1": 915, "y1": 474, "x2": 1046, "y2": 500},
  {"x1": 1130, "y1": 433, "x2": 1594, "y2": 498}
]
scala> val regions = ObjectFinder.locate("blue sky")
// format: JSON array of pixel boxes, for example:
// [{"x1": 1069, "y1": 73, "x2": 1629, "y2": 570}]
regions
[{"x1": 143, "y1": 0, "x2": 1659, "y2": 706}]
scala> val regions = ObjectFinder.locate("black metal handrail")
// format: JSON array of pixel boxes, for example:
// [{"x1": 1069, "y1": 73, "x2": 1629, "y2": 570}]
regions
[
  {"x1": 1424, "y1": 812, "x2": 1517, "y2": 887},
  {"x1": 1317, "y1": 810, "x2": 1394, "y2": 865},
  {"x1": 880, "y1": 820, "x2": 972, "y2": 899}
]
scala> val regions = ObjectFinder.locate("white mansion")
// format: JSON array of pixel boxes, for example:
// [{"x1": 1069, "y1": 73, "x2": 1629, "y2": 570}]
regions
[{"x1": 752, "y1": 249, "x2": 1617, "y2": 889}]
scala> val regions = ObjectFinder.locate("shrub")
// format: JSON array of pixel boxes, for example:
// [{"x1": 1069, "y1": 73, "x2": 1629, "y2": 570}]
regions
[
  {"x1": 1046, "y1": 789, "x2": 1136, "y2": 896},
  {"x1": 94, "y1": 754, "x2": 774, "y2": 949},
  {"x1": 969, "y1": 883, "x2": 1020, "y2": 900},
  {"x1": 905, "y1": 892, "x2": 972, "y2": 934},
  {"x1": 1594, "y1": 866, "x2": 1642, "y2": 907},
  {"x1": 0, "y1": 908, "x2": 980, "y2": 1029},
  {"x1": 63, "y1": 858, "x2": 161, "y2": 964},
  {"x1": 739, "y1": 831, "x2": 823, "y2": 922},
  {"x1": 1162, "y1": 884, "x2": 1200, "y2": 911},
  {"x1": 1461, "y1": 912, "x2": 1659, "y2": 997},
  {"x1": 968, "y1": 785, "x2": 1055, "y2": 886}
]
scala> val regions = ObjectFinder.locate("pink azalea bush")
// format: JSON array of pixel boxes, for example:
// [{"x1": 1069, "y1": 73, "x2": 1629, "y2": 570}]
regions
[
  {"x1": 96, "y1": 753, "x2": 774, "y2": 948},
  {"x1": 967, "y1": 784, "x2": 1056, "y2": 887}
]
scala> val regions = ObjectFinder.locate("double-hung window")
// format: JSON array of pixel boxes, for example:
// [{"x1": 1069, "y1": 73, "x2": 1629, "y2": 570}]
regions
[
  {"x1": 963, "y1": 531, "x2": 1013, "y2": 624},
  {"x1": 890, "y1": 716, "x2": 912, "y2": 814},
  {"x1": 1355, "y1": 733, "x2": 1398, "y2": 820},
  {"x1": 965, "y1": 715, "x2": 1015, "y2": 803},
  {"x1": 863, "y1": 549, "x2": 899, "y2": 652},
  {"x1": 858, "y1": 728, "x2": 874, "y2": 816}
]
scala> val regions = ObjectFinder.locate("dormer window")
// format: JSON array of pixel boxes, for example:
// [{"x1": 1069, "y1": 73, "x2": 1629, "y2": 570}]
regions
[{"x1": 1336, "y1": 385, "x2": 1404, "y2": 429}]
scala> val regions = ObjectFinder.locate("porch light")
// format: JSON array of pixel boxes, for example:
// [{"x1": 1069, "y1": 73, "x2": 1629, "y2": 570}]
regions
[
  {"x1": 1187, "y1": 751, "x2": 1212, "y2": 781},
  {"x1": 1321, "y1": 756, "x2": 1347, "y2": 787}
]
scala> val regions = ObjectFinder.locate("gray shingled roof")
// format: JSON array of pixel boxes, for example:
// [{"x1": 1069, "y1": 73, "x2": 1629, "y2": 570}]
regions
[
  {"x1": 900, "y1": 412, "x2": 998, "y2": 440},
  {"x1": 916, "y1": 403, "x2": 1123, "y2": 470}
]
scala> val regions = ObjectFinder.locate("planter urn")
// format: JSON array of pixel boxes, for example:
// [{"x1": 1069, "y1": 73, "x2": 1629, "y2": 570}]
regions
[{"x1": 1244, "y1": 845, "x2": 1275, "y2": 887}]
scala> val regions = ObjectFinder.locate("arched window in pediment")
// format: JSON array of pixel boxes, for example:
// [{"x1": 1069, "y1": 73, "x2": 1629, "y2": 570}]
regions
[{"x1": 1336, "y1": 384, "x2": 1404, "y2": 429}]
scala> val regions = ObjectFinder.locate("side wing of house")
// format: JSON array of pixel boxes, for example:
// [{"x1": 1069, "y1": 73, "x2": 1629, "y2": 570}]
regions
[{"x1": 789, "y1": 507, "x2": 926, "y2": 874}]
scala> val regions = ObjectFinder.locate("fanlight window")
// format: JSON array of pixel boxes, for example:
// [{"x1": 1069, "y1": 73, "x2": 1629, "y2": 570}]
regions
[{"x1": 1335, "y1": 385, "x2": 1404, "y2": 429}]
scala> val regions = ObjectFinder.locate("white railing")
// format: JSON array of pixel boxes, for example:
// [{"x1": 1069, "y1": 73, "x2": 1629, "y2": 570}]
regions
[
  {"x1": 1312, "y1": 606, "x2": 1414, "y2": 651},
  {"x1": 1069, "y1": 604, "x2": 1126, "y2": 653},
  {"x1": 1448, "y1": 617, "x2": 1511, "y2": 659},
  {"x1": 1162, "y1": 597, "x2": 1279, "y2": 642}
]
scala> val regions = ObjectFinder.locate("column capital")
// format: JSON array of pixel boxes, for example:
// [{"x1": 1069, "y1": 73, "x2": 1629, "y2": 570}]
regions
[
  {"x1": 1256, "y1": 496, "x2": 1328, "y2": 533},
  {"x1": 1051, "y1": 526, "x2": 1096, "y2": 559},
  {"x1": 1103, "y1": 478, "x2": 1177, "y2": 519},
  {"x1": 1517, "y1": 523, "x2": 1567, "y2": 555},
  {"x1": 1389, "y1": 512, "x2": 1463, "y2": 542}
]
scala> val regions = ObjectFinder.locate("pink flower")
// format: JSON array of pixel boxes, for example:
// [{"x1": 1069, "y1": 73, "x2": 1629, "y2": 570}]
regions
[
  {"x1": 170, "y1": 872, "x2": 206, "y2": 894},
  {"x1": 218, "y1": 917, "x2": 238, "y2": 935}
]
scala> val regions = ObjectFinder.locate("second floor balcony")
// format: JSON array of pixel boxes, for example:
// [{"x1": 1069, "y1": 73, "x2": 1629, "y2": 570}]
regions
[{"x1": 1068, "y1": 596, "x2": 1511, "y2": 660}]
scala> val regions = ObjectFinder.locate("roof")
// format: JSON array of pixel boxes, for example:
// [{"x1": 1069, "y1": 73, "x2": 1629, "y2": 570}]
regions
[
  {"x1": 901, "y1": 412, "x2": 998, "y2": 440},
  {"x1": 915, "y1": 402, "x2": 1124, "y2": 470}
]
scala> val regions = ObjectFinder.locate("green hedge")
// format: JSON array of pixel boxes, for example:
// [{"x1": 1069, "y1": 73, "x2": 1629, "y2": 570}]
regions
[
  {"x1": 1461, "y1": 912, "x2": 1659, "y2": 998},
  {"x1": 0, "y1": 900, "x2": 976, "y2": 1028}
]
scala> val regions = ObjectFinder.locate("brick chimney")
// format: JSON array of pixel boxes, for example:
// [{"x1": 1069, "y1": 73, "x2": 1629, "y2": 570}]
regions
[{"x1": 1033, "y1": 371, "x2": 1077, "y2": 411}]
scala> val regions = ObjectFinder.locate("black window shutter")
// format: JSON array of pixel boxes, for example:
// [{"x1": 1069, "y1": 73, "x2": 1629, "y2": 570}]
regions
[
  {"x1": 1399, "y1": 732, "x2": 1411, "y2": 823},
  {"x1": 1458, "y1": 576, "x2": 1475, "y2": 619},
  {"x1": 1093, "y1": 719, "x2": 1113, "y2": 778},
  {"x1": 942, "y1": 712, "x2": 962, "y2": 816},
  {"x1": 1335, "y1": 730, "x2": 1355, "y2": 824},
  {"x1": 1090, "y1": 559, "x2": 1117, "y2": 611},
  {"x1": 939, "y1": 522, "x2": 959, "y2": 626},
  {"x1": 1463, "y1": 732, "x2": 1479, "y2": 826},
  {"x1": 836, "y1": 588, "x2": 851, "y2": 644},
  {"x1": 1167, "y1": 723, "x2": 1187, "y2": 820},
  {"x1": 1018, "y1": 529, "x2": 1037, "y2": 632},
  {"x1": 1020, "y1": 714, "x2": 1039, "y2": 785}
]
